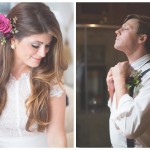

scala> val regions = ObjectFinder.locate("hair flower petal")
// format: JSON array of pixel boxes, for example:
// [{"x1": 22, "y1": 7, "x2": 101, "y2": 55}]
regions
[{"x1": 0, "y1": 14, "x2": 18, "y2": 45}]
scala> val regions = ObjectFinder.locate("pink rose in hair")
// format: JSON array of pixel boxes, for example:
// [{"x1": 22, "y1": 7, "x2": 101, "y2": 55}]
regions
[{"x1": 0, "y1": 14, "x2": 12, "y2": 34}]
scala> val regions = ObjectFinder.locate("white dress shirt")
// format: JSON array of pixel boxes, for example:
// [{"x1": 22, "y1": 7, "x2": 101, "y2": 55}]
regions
[{"x1": 108, "y1": 54, "x2": 150, "y2": 147}]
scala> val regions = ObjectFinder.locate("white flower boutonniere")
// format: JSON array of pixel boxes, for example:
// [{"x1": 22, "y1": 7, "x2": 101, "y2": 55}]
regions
[{"x1": 126, "y1": 69, "x2": 142, "y2": 91}]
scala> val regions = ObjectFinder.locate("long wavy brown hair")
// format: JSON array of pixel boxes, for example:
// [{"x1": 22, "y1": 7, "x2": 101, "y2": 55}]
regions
[{"x1": 0, "y1": 3, "x2": 68, "y2": 132}]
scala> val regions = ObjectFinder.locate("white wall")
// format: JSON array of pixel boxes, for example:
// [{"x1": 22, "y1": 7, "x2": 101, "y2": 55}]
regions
[{"x1": 44, "y1": 2, "x2": 74, "y2": 87}]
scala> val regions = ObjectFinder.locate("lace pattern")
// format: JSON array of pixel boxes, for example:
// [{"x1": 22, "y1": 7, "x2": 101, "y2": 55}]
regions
[
  {"x1": 50, "y1": 84, "x2": 65, "y2": 97},
  {"x1": 0, "y1": 73, "x2": 65, "y2": 137}
]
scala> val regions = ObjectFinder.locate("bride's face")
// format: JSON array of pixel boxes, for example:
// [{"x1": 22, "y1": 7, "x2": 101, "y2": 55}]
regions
[{"x1": 12, "y1": 33, "x2": 53, "y2": 68}]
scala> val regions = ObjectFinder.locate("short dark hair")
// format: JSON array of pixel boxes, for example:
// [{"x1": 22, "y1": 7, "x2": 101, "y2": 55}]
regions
[{"x1": 124, "y1": 14, "x2": 150, "y2": 52}]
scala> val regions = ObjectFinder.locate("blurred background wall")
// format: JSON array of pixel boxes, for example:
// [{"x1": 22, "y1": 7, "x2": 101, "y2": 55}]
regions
[
  {"x1": 0, "y1": 2, "x2": 74, "y2": 147},
  {"x1": 76, "y1": 2, "x2": 150, "y2": 147}
]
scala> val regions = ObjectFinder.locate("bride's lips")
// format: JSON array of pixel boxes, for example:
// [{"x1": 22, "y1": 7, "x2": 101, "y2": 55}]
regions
[{"x1": 32, "y1": 57, "x2": 41, "y2": 62}]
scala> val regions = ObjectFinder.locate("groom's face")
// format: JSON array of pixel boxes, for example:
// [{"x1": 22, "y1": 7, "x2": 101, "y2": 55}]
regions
[{"x1": 114, "y1": 18, "x2": 140, "y2": 53}]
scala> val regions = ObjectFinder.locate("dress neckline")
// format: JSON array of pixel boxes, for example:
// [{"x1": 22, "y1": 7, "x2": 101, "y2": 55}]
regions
[{"x1": 10, "y1": 72, "x2": 30, "y2": 81}]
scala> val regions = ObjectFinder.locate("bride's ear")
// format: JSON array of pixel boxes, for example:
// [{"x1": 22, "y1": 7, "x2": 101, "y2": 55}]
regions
[
  {"x1": 10, "y1": 38, "x2": 16, "y2": 45},
  {"x1": 10, "y1": 38, "x2": 16, "y2": 50}
]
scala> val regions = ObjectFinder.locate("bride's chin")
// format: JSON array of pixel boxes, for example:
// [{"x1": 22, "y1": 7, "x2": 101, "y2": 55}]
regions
[{"x1": 27, "y1": 63, "x2": 40, "y2": 68}]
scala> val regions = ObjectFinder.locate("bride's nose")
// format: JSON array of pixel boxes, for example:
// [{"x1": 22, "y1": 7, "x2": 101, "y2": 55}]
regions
[{"x1": 38, "y1": 47, "x2": 47, "y2": 57}]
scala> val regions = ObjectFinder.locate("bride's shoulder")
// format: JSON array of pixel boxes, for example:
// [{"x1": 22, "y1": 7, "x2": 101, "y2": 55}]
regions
[{"x1": 50, "y1": 78, "x2": 65, "y2": 98}]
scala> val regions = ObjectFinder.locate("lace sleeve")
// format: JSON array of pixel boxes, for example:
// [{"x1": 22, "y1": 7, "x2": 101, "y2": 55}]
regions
[{"x1": 50, "y1": 84, "x2": 65, "y2": 97}]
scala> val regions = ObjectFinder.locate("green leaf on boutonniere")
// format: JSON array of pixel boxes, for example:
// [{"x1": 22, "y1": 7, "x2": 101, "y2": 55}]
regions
[{"x1": 126, "y1": 69, "x2": 142, "y2": 91}]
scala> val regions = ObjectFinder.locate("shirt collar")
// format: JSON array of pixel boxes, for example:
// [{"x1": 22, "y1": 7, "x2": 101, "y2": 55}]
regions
[{"x1": 131, "y1": 54, "x2": 150, "y2": 70}]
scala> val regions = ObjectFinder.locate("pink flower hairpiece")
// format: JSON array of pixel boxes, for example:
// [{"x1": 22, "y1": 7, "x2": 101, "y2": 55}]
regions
[{"x1": 0, "y1": 14, "x2": 18, "y2": 45}]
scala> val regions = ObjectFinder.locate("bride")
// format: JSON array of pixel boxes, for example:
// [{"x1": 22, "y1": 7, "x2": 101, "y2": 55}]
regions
[{"x1": 0, "y1": 2, "x2": 68, "y2": 147}]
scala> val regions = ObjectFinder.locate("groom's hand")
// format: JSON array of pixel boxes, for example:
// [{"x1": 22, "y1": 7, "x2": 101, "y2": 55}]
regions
[
  {"x1": 106, "y1": 68, "x2": 115, "y2": 100},
  {"x1": 112, "y1": 61, "x2": 131, "y2": 108},
  {"x1": 112, "y1": 61, "x2": 131, "y2": 81}
]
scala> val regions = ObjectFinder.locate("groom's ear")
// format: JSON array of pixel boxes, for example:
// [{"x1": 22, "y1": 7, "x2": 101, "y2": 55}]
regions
[{"x1": 138, "y1": 34, "x2": 147, "y2": 44}]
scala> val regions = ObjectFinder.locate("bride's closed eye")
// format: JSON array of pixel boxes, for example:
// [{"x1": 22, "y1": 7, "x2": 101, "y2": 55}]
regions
[{"x1": 32, "y1": 44, "x2": 40, "y2": 49}]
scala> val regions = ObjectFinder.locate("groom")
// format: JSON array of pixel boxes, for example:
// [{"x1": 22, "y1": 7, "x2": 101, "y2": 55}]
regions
[{"x1": 107, "y1": 14, "x2": 150, "y2": 147}]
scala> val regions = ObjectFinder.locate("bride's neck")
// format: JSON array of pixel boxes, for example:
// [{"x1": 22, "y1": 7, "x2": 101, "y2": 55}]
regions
[{"x1": 11, "y1": 62, "x2": 30, "y2": 79}]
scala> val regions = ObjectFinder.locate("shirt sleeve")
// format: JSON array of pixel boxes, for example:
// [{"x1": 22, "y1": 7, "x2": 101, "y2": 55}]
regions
[
  {"x1": 108, "y1": 98, "x2": 112, "y2": 108},
  {"x1": 50, "y1": 84, "x2": 65, "y2": 97},
  {"x1": 111, "y1": 77, "x2": 150, "y2": 139},
  {"x1": 108, "y1": 93, "x2": 116, "y2": 112}
]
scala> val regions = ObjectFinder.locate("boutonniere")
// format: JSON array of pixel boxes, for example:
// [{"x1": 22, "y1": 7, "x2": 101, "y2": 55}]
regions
[{"x1": 126, "y1": 69, "x2": 142, "y2": 91}]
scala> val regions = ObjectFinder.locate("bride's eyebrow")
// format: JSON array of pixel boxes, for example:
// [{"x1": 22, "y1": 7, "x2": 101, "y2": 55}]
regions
[
  {"x1": 32, "y1": 41, "x2": 43, "y2": 44},
  {"x1": 32, "y1": 41, "x2": 51, "y2": 45}
]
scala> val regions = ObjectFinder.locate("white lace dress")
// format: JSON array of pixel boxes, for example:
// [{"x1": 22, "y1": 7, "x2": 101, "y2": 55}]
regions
[{"x1": 0, "y1": 73, "x2": 65, "y2": 147}]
